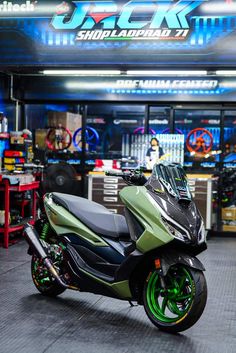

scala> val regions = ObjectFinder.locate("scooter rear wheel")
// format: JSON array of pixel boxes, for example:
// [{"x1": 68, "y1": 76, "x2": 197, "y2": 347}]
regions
[
  {"x1": 143, "y1": 265, "x2": 207, "y2": 333},
  {"x1": 31, "y1": 253, "x2": 66, "y2": 297}
]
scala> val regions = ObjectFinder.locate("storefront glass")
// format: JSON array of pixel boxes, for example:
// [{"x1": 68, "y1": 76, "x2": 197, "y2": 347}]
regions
[
  {"x1": 148, "y1": 106, "x2": 170, "y2": 135},
  {"x1": 174, "y1": 109, "x2": 221, "y2": 171},
  {"x1": 223, "y1": 111, "x2": 236, "y2": 168},
  {"x1": 25, "y1": 104, "x2": 79, "y2": 131},
  {"x1": 22, "y1": 103, "x2": 235, "y2": 172},
  {"x1": 87, "y1": 104, "x2": 145, "y2": 159}
]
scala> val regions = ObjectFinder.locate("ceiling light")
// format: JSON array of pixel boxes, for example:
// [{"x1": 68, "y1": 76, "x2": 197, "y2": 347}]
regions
[
  {"x1": 201, "y1": 3, "x2": 236, "y2": 13},
  {"x1": 126, "y1": 70, "x2": 208, "y2": 76},
  {"x1": 65, "y1": 81, "x2": 112, "y2": 89},
  {"x1": 42, "y1": 70, "x2": 121, "y2": 75},
  {"x1": 216, "y1": 70, "x2": 236, "y2": 76}
]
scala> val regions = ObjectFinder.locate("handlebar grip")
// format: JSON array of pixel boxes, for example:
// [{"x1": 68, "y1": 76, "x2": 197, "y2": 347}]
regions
[{"x1": 105, "y1": 171, "x2": 123, "y2": 177}]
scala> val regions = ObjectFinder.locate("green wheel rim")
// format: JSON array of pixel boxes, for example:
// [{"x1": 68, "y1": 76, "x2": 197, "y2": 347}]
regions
[
  {"x1": 146, "y1": 266, "x2": 195, "y2": 324},
  {"x1": 32, "y1": 244, "x2": 63, "y2": 289},
  {"x1": 32, "y1": 256, "x2": 54, "y2": 288}
]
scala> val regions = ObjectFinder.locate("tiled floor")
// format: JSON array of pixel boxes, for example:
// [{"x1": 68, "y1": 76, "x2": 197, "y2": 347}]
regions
[{"x1": 0, "y1": 237, "x2": 236, "y2": 353}]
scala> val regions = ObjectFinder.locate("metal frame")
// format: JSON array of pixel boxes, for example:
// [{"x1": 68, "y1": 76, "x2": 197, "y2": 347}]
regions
[
  {"x1": 206, "y1": 179, "x2": 213, "y2": 230},
  {"x1": 87, "y1": 175, "x2": 93, "y2": 201}
]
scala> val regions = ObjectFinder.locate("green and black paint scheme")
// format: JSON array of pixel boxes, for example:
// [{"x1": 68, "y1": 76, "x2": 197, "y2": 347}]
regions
[{"x1": 25, "y1": 163, "x2": 207, "y2": 333}]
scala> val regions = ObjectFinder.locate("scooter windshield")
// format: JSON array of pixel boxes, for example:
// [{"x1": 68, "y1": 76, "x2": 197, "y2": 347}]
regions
[{"x1": 151, "y1": 163, "x2": 192, "y2": 202}]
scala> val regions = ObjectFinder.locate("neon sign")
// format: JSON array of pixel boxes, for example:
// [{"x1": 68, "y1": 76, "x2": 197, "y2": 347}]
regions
[
  {"x1": 115, "y1": 79, "x2": 218, "y2": 90},
  {"x1": 51, "y1": 0, "x2": 203, "y2": 41},
  {"x1": 0, "y1": 1, "x2": 35, "y2": 13}
]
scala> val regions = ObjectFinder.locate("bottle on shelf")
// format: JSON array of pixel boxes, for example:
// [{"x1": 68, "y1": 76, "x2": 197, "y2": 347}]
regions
[{"x1": 0, "y1": 112, "x2": 8, "y2": 133}]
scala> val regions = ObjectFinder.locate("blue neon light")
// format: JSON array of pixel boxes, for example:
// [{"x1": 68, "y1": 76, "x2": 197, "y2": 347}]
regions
[
  {"x1": 108, "y1": 88, "x2": 226, "y2": 95},
  {"x1": 0, "y1": 14, "x2": 235, "y2": 50}
]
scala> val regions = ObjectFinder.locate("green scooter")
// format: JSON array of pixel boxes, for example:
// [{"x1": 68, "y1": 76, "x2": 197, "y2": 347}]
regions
[{"x1": 24, "y1": 163, "x2": 207, "y2": 333}]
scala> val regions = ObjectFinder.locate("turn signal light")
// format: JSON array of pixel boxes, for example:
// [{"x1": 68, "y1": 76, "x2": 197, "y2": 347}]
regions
[{"x1": 154, "y1": 259, "x2": 161, "y2": 269}]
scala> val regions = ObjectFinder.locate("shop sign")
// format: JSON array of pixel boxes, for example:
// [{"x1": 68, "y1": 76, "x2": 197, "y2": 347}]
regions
[
  {"x1": 22, "y1": 75, "x2": 236, "y2": 102},
  {"x1": 0, "y1": 0, "x2": 236, "y2": 66},
  {"x1": 115, "y1": 79, "x2": 218, "y2": 90},
  {"x1": 52, "y1": 0, "x2": 200, "y2": 41},
  {"x1": 0, "y1": 1, "x2": 35, "y2": 13}
]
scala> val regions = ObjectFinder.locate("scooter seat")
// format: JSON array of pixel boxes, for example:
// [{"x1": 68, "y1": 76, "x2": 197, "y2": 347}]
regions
[{"x1": 51, "y1": 193, "x2": 130, "y2": 240}]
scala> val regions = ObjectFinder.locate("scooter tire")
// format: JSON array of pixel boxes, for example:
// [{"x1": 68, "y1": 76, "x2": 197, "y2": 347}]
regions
[{"x1": 143, "y1": 265, "x2": 207, "y2": 333}]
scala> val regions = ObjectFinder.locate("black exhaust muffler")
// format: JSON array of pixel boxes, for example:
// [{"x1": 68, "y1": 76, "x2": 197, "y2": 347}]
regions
[{"x1": 24, "y1": 224, "x2": 68, "y2": 289}]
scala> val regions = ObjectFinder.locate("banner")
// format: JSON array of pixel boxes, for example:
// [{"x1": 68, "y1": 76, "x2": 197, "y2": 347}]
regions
[
  {"x1": 20, "y1": 75, "x2": 236, "y2": 101},
  {"x1": 0, "y1": 0, "x2": 236, "y2": 66}
]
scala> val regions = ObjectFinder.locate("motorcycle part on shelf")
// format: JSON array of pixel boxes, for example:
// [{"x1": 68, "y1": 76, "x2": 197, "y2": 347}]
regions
[
  {"x1": 46, "y1": 126, "x2": 72, "y2": 151},
  {"x1": 72, "y1": 126, "x2": 100, "y2": 151},
  {"x1": 40, "y1": 164, "x2": 79, "y2": 195},
  {"x1": 24, "y1": 163, "x2": 207, "y2": 334},
  {"x1": 217, "y1": 169, "x2": 236, "y2": 207},
  {"x1": 186, "y1": 128, "x2": 213, "y2": 154}
]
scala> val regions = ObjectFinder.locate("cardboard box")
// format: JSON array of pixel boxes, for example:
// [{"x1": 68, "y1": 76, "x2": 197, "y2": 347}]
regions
[
  {"x1": 35, "y1": 129, "x2": 48, "y2": 149},
  {"x1": 10, "y1": 136, "x2": 24, "y2": 145},
  {"x1": 48, "y1": 111, "x2": 82, "y2": 132},
  {"x1": 222, "y1": 207, "x2": 236, "y2": 221},
  {"x1": 222, "y1": 225, "x2": 236, "y2": 233}
]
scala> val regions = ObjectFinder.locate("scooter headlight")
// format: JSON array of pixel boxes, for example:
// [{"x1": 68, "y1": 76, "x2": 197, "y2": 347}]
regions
[
  {"x1": 161, "y1": 217, "x2": 189, "y2": 242},
  {"x1": 198, "y1": 220, "x2": 206, "y2": 244}
]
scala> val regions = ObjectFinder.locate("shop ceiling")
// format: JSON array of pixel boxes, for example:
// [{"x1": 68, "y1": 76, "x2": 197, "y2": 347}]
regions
[{"x1": 1, "y1": 0, "x2": 236, "y2": 102}]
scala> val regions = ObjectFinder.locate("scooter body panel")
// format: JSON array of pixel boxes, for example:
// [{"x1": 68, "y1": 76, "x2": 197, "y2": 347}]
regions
[
  {"x1": 44, "y1": 194, "x2": 108, "y2": 247},
  {"x1": 119, "y1": 186, "x2": 174, "y2": 253}
]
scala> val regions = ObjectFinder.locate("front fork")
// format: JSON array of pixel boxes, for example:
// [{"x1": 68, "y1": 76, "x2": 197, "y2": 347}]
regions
[{"x1": 153, "y1": 258, "x2": 167, "y2": 291}]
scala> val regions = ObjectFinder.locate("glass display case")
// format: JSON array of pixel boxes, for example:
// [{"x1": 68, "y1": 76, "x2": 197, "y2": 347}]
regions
[{"x1": 223, "y1": 111, "x2": 236, "y2": 169}]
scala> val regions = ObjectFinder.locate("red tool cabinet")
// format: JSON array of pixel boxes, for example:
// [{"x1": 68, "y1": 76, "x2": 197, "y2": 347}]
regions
[{"x1": 0, "y1": 179, "x2": 39, "y2": 248}]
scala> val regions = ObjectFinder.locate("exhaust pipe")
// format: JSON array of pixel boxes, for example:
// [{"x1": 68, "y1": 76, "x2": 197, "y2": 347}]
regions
[{"x1": 24, "y1": 224, "x2": 68, "y2": 289}]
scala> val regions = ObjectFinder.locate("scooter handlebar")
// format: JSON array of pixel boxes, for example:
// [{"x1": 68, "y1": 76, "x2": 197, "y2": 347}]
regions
[
  {"x1": 105, "y1": 171, "x2": 129, "y2": 177},
  {"x1": 105, "y1": 170, "x2": 147, "y2": 186}
]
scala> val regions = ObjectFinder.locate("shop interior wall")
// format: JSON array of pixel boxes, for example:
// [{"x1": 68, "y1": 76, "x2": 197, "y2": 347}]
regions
[{"x1": 0, "y1": 74, "x2": 235, "y2": 172}]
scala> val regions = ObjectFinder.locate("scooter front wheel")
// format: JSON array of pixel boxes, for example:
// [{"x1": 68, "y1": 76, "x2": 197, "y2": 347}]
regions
[{"x1": 143, "y1": 265, "x2": 207, "y2": 333}]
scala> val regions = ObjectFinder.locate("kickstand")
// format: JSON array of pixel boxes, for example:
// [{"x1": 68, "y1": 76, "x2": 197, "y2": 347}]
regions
[{"x1": 128, "y1": 300, "x2": 137, "y2": 307}]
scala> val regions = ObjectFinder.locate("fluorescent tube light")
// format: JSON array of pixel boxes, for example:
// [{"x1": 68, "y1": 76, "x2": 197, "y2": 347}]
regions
[
  {"x1": 43, "y1": 70, "x2": 121, "y2": 75},
  {"x1": 216, "y1": 70, "x2": 236, "y2": 76},
  {"x1": 66, "y1": 82, "x2": 112, "y2": 89},
  {"x1": 126, "y1": 70, "x2": 208, "y2": 76},
  {"x1": 201, "y1": 3, "x2": 236, "y2": 13}
]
